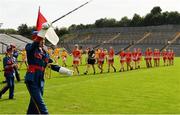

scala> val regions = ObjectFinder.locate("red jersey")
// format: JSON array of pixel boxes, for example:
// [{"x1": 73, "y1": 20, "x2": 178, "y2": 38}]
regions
[
  {"x1": 138, "y1": 52, "x2": 142, "y2": 57},
  {"x1": 99, "y1": 51, "x2": 106, "y2": 61},
  {"x1": 119, "y1": 52, "x2": 126, "y2": 61},
  {"x1": 167, "y1": 52, "x2": 174, "y2": 59},
  {"x1": 126, "y1": 52, "x2": 132, "y2": 62},
  {"x1": 72, "y1": 49, "x2": 81, "y2": 61},
  {"x1": 145, "y1": 51, "x2": 149, "y2": 59},
  {"x1": 145, "y1": 51, "x2": 152, "y2": 59},
  {"x1": 162, "y1": 51, "x2": 168, "y2": 58},
  {"x1": 108, "y1": 49, "x2": 114, "y2": 60},
  {"x1": 149, "y1": 51, "x2": 153, "y2": 58},
  {"x1": 157, "y1": 51, "x2": 161, "y2": 59},
  {"x1": 153, "y1": 51, "x2": 159, "y2": 59},
  {"x1": 137, "y1": 51, "x2": 142, "y2": 61},
  {"x1": 132, "y1": 52, "x2": 138, "y2": 61}
]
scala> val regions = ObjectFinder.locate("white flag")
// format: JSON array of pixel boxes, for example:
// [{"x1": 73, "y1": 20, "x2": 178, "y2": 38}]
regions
[{"x1": 45, "y1": 27, "x2": 59, "y2": 45}]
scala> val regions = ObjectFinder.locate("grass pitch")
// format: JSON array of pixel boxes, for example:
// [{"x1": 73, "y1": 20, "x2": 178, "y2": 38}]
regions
[{"x1": 0, "y1": 55, "x2": 180, "y2": 114}]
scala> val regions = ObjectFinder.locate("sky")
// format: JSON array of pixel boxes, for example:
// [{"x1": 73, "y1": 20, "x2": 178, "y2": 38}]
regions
[{"x1": 0, "y1": 0, "x2": 180, "y2": 30}]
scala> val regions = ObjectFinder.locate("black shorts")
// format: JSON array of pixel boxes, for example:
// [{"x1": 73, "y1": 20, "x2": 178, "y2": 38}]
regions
[{"x1": 88, "y1": 59, "x2": 96, "y2": 65}]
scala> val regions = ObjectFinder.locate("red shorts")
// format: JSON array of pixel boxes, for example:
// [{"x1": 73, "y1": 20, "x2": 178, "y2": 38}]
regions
[
  {"x1": 153, "y1": 58, "x2": 158, "y2": 60},
  {"x1": 108, "y1": 59, "x2": 114, "y2": 64},
  {"x1": 163, "y1": 57, "x2": 167, "y2": 61},
  {"x1": 120, "y1": 60, "x2": 126, "y2": 64},
  {"x1": 126, "y1": 59, "x2": 131, "y2": 63},
  {"x1": 73, "y1": 60, "x2": 79, "y2": 65},
  {"x1": 133, "y1": 59, "x2": 137, "y2": 62},
  {"x1": 137, "y1": 58, "x2": 141, "y2": 61},
  {"x1": 145, "y1": 58, "x2": 149, "y2": 61},
  {"x1": 98, "y1": 61, "x2": 104, "y2": 65}
]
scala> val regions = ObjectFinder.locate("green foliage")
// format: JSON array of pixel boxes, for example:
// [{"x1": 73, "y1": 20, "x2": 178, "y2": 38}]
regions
[
  {"x1": 95, "y1": 18, "x2": 117, "y2": 27},
  {"x1": 0, "y1": 28, "x2": 17, "y2": 34},
  {"x1": 68, "y1": 24, "x2": 95, "y2": 31},
  {"x1": 54, "y1": 27, "x2": 69, "y2": 37},
  {"x1": 130, "y1": 14, "x2": 143, "y2": 26},
  {"x1": 17, "y1": 24, "x2": 35, "y2": 38},
  {"x1": 151, "y1": 6, "x2": 162, "y2": 15},
  {"x1": 71, "y1": 6, "x2": 180, "y2": 29},
  {"x1": 118, "y1": 16, "x2": 131, "y2": 27}
]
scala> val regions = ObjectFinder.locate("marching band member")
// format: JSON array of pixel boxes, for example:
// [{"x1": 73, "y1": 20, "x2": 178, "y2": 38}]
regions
[
  {"x1": 25, "y1": 25, "x2": 73, "y2": 114},
  {"x1": 0, "y1": 45, "x2": 17, "y2": 99}
]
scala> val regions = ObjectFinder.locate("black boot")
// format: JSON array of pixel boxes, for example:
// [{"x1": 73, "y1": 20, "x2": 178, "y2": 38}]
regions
[
  {"x1": 84, "y1": 71, "x2": 88, "y2": 75},
  {"x1": 2, "y1": 80, "x2": 7, "y2": 83},
  {"x1": 9, "y1": 97, "x2": 14, "y2": 99}
]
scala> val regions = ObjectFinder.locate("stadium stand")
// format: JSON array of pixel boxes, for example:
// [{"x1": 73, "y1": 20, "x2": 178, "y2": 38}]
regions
[
  {"x1": 10, "y1": 34, "x2": 32, "y2": 43},
  {"x1": 61, "y1": 25, "x2": 180, "y2": 56},
  {"x1": 0, "y1": 34, "x2": 32, "y2": 53}
]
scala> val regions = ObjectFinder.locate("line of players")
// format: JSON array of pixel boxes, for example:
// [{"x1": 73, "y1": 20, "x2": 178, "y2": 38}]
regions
[
  {"x1": 6, "y1": 45, "x2": 175, "y2": 76},
  {"x1": 68, "y1": 45, "x2": 175, "y2": 75}
]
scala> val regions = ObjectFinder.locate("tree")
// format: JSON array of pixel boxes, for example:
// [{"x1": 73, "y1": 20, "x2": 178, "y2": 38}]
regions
[
  {"x1": 167, "y1": 11, "x2": 180, "y2": 24},
  {"x1": 118, "y1": 16, "x2": 131, "y2": 27},
  {"x1": 130, "y1": 14, "x2": 143, "y2": 26},
  {"x1": 151, "y1": 6, "x2": 162, "y2": 15},
  {"x1": 55, "y1": 27, "x2": 69, "y2": 37},
  {"x1": 95, "y1": 18, "x2": 118, "y2": 27},
  {"x1": 0, "y1": 29, "x2": 17, "y2": 34},
  {"x1": 68, "y1": 24, "x2": 77, "y2": 31},
  {"x1": 162, "y1": 11, "x2": 169, "y2": 24},
  {"x1": 18, "y1": 24, "x2": 30, "y2": 37}
]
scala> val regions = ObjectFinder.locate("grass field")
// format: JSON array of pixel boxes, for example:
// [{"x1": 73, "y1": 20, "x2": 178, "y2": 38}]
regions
[{"x1": 0, "y1": 55, "x2": 180, "y2": 114}]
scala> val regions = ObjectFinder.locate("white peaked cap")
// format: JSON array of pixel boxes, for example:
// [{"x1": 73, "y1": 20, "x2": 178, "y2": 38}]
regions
[{"x1": 38, "y1": 22, "x2": 59, "y2": 45}]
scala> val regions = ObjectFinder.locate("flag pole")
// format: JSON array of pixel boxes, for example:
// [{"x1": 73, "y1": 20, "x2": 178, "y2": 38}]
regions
[{"x1": 52, "y1": 0, "x2": 92, "y2": 24}]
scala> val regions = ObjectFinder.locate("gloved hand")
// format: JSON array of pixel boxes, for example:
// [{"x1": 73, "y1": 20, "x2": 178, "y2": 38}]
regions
[
  {"x1": 51, "y1": 65, "x2": 74, "y2": 76},
  {"x1": 59, "y1": 67, "x2": 74, "y2": 76}
]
